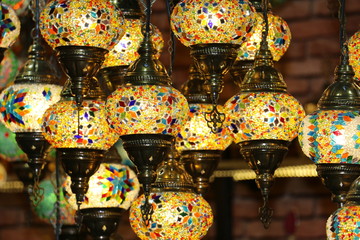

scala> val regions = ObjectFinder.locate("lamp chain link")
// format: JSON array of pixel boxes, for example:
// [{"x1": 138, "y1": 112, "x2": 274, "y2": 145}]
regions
[
  {"x1": 259, "y1": 194, "x2": 273, "y2": 229},
  {"x1": 29, "y1": 174, "x2": 44, "y2": 207}
]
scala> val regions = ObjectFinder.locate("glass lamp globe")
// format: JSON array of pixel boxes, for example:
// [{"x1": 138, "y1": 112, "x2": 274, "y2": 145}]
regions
[
  {"x1": 42, "y1": 99, "x2": 118, "y2": 150},
  {"x1": 102, "y1": 19, "x2": 164, "y2": 68},
  {"x1": 3, "y1": 0, "x2": 30, "y2": 16},
  {"x1": 39, "y1": 0, "x2": 124, "y2": 50},
  {"x1": 106, "y1": 85, "x2": 189, "y2": 136},
  {"x1": 64, "y1": 163, "x2": 140, "y2": 210},
  {"x1": 348, "y1": 30, "x2": 360, "y2": 80},
  {"x1": 225, "y1": 92, "x2": 305, "y2": 143},
  {"x1": 129, "y1": 192, "x2": 213, "y2": 240},
  {"x1": 33, "y1": 178, "x2": 76, "y2": 226},
  {"x1": 0, "y1": 122, "x2": 26, "y2": 162},
  {"x1": 237, "y1": 12, "x2": 291, "y2": 61},
  {"x1": 299, "y1": 110, "x2": 360, "y2": 164},
  {"x1": 0, "y1": 49, "x2": 19, "y2": 89},
  {"x1": 0, "y1": 3, "x2": 21, "y2": 48},
  {"x1": 170, "y1": 0, "x2": 256, "y2": 46},
  {"x1": 176, "y1": 103, "x2": 233, "y2": 151},
  {"x1": 326, "y1": 205, "x2": 360, "y2": 239},
  {"x1": 0, "y1": 83, "x2": 62, "y2": 132}
]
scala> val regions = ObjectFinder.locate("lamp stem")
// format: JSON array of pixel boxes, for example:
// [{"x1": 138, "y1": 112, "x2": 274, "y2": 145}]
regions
[
  {"x1": 165, "y1": 0, "x2": 176, "y2": 76},
  {"x1": 338, "y1": 0, "x2": 348, "y2": 65},
  {"x1": 260, "y1": 0, "x2": 269, "y2": 50},
  {"x1": 35, "y1": 0, "x2": 40, "y2": 41},
  {"x1": 145, "y1": 0, "x2": 151, "y2": 33}
]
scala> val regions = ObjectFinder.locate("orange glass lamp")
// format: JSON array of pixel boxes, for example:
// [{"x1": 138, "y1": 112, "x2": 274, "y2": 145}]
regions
[
  {"x1": 64, "y1": 163, "x2": 140, "y2": 240},
  {"x1": 177, "y1": 65, "x2": 233, "y2": 194},
  {"x1": 42, "y1": 79, "x2": 119, "y2": 206},
  {"x1": 171, "y1": 0, "x2": 256, "y2": 130},
  {"x1": 129, "y1": 149, "x2": 213, "y2": 239},
  {"x1": 348, "y1": 30, "x2": 360, "y2": 81},
  {"x1": 0, "y1": 3, "x2": 21, "y2": 60},
  {"x1": 40, "y1": 0, "x2": 125, "y2": 104},
  {"x1": 224, "y1": 3, "x2": 305, "y2": 226},
  {"x1": 98, "y1": 0, "x2": 164, "y2": 95},
  {"x1": 231, "y1": 0, "x2": 291, "y2": 85},
  {"x1": 326, "y1": 176, "x2": 360, "y2": 239}
]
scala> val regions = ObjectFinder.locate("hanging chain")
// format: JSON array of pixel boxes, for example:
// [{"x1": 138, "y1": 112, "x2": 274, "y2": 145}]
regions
[
  {"x1": 54, "y1": 151, "x2": 62, "y2": 240},
  {"x1": 259, "y1": 194, "x2": 273, "y2": 229},
  {"x1": 165, "y1": 0, "x2": 176, "y2": 77},
  {"x1": 29, "y1": 174, "x2": 44, "y2": 207}
]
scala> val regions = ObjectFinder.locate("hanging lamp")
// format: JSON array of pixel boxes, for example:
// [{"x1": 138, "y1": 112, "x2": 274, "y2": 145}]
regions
[
  {"x1": 170, "y1": 0, "x2": 256, "y2": 131},
  {"x1": 231, "y1": 0, "x2": 291, "y2": 85},
  {"x1": 299, "y1": 0, "x2": 360, "y2": 207},
  {"x1": 106, "y1": 0, "x2": 189, "y2": 225},
  {"x1": 97, "y1": 0, "x2": 164, "y2": 96},
  {"x1": 348, "y1": 30, "x2": 360, "y2": 81},
  {"x1": 326, "y1": 176, "x2": 360, "y2": 239},
  {"x1": 64, "y1": 162, "x2": 140, "y2": 240},
  {"x1": 224, "y1": 0, "x2": 305, "y2": 228},
  {"x1": 0, "y1": 0, "x2": 62, "y2": 200},
  {"x1": 177, "y1": 64, "x2": 233, "y2": 194},
  {"x1": 0, "y1": 3, "x2": 20, "y2": 61},
  {"x1": 129, "y1": 148, "x2": 213, "y2": 239}
]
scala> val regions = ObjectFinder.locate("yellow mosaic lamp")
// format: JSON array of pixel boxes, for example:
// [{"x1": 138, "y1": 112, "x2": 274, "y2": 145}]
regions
[
  {"x1": 231, "y1": 0, "x2": 291, "y2": 86},
  {"x1": 39, "y1": 0, "x2": 125, "y2": 104},
  {"x1": 42, "y1": 79, "x2": 119, "y2": 205},
  {"x1": 129, "y1": 150, "x2": 213, "y2": 239},
  {"x1": 326, "y1": 176, "x2": 360, "y2": 239},
  {"x1": 98, "y1": 0, "x2": 164, "y2": 95},
  {"x1": 171, "y1": 0, "x2": 256, "y2": 131},
  {"x1": 224, "y1": 18, "x2": 305, "y2": 227},
  {"x1": 348, "y1": 30, "x2": 360, "y2": 81},
  {"x1": 64, "y1": 163, "x2": 139, "y2": 240},
  {"x1": 176, "y1": 65, "x2": 233, "y2": 194}
]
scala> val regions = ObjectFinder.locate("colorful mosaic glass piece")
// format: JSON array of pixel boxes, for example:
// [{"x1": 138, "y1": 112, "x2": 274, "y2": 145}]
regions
[
  {"x1": 102, "y1": 19, "x2": 164, "y2": 68},
  {"x1": 0, "y1": 122, "x2": 26, "y2": 162},
  {"x1": 33, "y1": 179, "x2": 76, "y2": 226},
  {"x1": 176, "y1": 103, "x2": 233, "y2": 151},
  {"x1": 237, "y1": 12, "x2": 291, "y2": 61},
  {"x1": 64, "y1": 163, "x2": 139, "y2": 209},
  {"x1": 42, "y1": 99, "x2": 118, "y2": 150},
  {"x1": 170, "y1": 0, "x2": 256, "y2": 46},
  {"x1": 0, "y1": 49, "x2": 19, "y2": 89},
  {"x1": 106, "y1": 85, "x2": 189, "y2": 136},
  {"x1": 326, "y1": 205, "x2": 360, "y2": 240},
  {"x1": 224, "y1": 92, "x2": 305, "y2": 143},
  {"x1": 349, "y1": 31, "x2": 360, "y2": 80},
  {"x1": 299, "y1": 110, "x2": 360, "y2": 164},
  {"x1": 39, "y1": 0, "x2": 124, "y2": 50},
  {"x1": 3, "y1": 0, "x2": 30, "y2": 16},
  {"x1": 130, "y1": 192, "x2": 213, "y2": 240},
  {"x1": 0, "y1": 3, "x2": 21, "y2": 48},
  {"x1": 0, "y1": 84, "x2": 62, "y2": 132}
]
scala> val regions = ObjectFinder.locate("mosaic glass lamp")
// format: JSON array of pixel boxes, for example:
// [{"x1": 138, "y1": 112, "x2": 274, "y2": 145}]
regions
[
  {"x1": 326, "y1": 176, "x2": 360, "y2": 239},
  {"x1": 231, "y1": 0, "x2": 291, "y2": 86},
  {"x1": 106, "y1": 21, "x2": 189, "y2": 221},
  {"x1": 299, "y1": 0, "x2": 360, "y2": 208},
  {"x1": 176, "y1": 64, "x2": 233, "y2": 194},
  {"x1": 171, "y1": 0, "x2": 256, "y2": 130},
  {"x1": 0, "y1": 122, "x2": 26, "y2": 162},
  {"x1": 0, "y1": 2, "x2": 62, "y2": 180},
  {"x1": 42, "y1": 79, "x2": 119, "y2": 205},
  {"x1": 64, "y1": 163, "x2": 140, "y2": 240},
  {"x1": 40, "y1": 0, "x2": 125, "y2": 105},
  {"x1": 0, "y1": 49, "x2": 20, "y2": 89},
  {"x1": 224, "y1": 9, "x2": 305, "y2": 226},
  {"x1": 0, "y1": 3, "x2": 21, "y2": 60},
  {"x1": 129, "y1": 149, "x2": 213, "y2": 239},
  {"x1": 3, "y1": 0, "x2": 30, "y2": 16},
  {"x1": 348, "y1": 30, "x2": 360, "y2": 81},
  {"x1": 97, "y1": 0, "x2": 164, "y2": 96}
]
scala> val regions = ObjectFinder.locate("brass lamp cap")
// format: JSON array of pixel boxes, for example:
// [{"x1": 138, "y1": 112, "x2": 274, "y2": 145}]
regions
[
  {"x1": 345, "y1": 176, "x2": 360, "y2": 205},
  {"x1": 152, "y1": 149, "x2": 194, "y2": 192},
  {"x1": 111, "y1": 0, "x2": 143, "y2": 19},
  {"x1": 318, "y1": 64, "x2": 360, "y2": 110},
  {"x1": 240, "y1": 46, "x2": 287, "y2": 92},
  {"x1": 181, "y1": 64, "x2": 212, "y2": 104}
]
